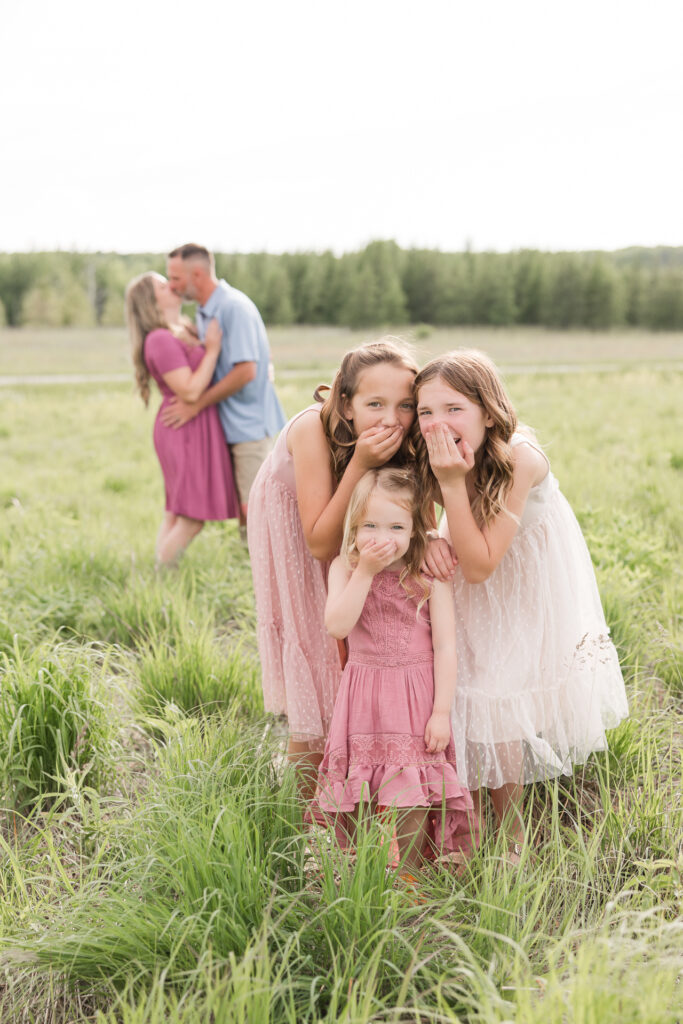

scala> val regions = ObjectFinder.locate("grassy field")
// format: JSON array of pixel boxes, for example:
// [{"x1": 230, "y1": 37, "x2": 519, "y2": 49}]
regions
[
  {"x1": 2, "y1": 324, "x2": 683, "y2": 378},
  {"x1": 0, "y1": 329, "x2": 681, "y2": 1022}
]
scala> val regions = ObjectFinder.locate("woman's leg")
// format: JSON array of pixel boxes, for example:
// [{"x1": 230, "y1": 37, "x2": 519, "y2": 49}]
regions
[
  {"x1": 287, "y1": 738, "x2": 323, "y2": 804},
  {"x1": 396, "y1": 808, "x2": 430, "y2": 870},
  {"x1": 155, "y1": 512, "x2": 177, "y2": 562},
  {"x1": 156, "y1": 516, "x2": 204, "y2": 566}
]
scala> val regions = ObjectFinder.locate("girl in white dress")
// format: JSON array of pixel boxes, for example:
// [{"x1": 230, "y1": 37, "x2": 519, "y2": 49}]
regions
[{"x1": 414, "y1": 350, "x2": 629, "y2": 859}]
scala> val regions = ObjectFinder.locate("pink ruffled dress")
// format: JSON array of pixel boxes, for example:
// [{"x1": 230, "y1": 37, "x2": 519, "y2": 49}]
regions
[
  {"x1": 247, "y1": 405, "x2": 342, "y2": 750},
  {"x1": 313, "y1": 570, "x2": 478, "y2": 855}
]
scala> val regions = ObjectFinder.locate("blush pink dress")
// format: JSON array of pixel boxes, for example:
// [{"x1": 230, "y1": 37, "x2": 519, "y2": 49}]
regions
[
  {"x1": 247, "y1": 405, "x2": 342, "y2": 751},
  {"x1": 313, "y1": 570, "x2": 478, "y2": 855},
  {"x1": 144, "y1": 329, "x2": 240, "y2": 521}
]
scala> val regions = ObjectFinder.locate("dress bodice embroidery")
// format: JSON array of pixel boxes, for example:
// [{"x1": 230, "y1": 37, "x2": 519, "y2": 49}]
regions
[{"x1": 346, "y1": 571, "x2": 434, "y2": 667}]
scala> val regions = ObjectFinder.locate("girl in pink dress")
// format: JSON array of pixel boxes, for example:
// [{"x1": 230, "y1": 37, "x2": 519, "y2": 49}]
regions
[
  {"x1": 247, "y1": 340, "x2": 419, "y2": 799},
  {"x1": 415, "y1": 350, "x2": 628, "y2": 860},
  {"x1": 313, "y1": 467, "x2": 478, "y2": 870},
  {"x1": 125, "y1": 272, "x2": 240, "y2": 564}
]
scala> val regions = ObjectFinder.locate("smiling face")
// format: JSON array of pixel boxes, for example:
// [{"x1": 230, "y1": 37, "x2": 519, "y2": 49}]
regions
[
  {"x1": 416, "y1": 377, "x2": 493, "y2": 455},
  {"x1": 342, "y1": 363, "x2": 416, "y2": 436},
  {"x1": 355, "y1": 487, "x2": 414, "y2": 568},
  {"x1": 152, "y1": 275, "x2": 182, "y2": 322}
]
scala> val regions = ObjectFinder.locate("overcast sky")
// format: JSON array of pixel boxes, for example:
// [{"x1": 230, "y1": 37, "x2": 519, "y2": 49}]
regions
[{"x1": 2, "y1": 0, "x2": 682, "y2": 254}]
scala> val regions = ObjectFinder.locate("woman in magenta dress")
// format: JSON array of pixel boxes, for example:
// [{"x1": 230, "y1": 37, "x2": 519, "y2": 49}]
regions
[{"x1": 125, "y1": 272, "x2": 240, "y2": 564}]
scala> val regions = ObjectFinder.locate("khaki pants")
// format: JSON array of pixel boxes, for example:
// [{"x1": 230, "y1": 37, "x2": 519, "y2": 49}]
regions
[{"x1": 230, "y1": 437, "x2": 274, "y2": 507}]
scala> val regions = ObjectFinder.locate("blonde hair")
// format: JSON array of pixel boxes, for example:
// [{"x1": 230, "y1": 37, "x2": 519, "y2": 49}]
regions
[
  {"x1": 341, "y1": 467, "x2": 432, "y2": 612},
  {"x1": 313, "y1": 337, "x2": 419, "y2": 482},
  {"x1": 414, "y1": 349, "x2": 518, "y2": 526},
  {"x1": 124, "y1": 272, "x2": 169, "y2": 405}
]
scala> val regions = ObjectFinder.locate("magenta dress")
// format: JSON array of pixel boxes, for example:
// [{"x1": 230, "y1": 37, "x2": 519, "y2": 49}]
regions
[
  {"x1": 314, "y1": 570, "x2": 478, "y2": 855},
  {"x1": 144, "y1": 328, "x2": 240, "y2": 521},
  {"x1": 247, "y1": 405, "x2": 342, "y2": 751}
]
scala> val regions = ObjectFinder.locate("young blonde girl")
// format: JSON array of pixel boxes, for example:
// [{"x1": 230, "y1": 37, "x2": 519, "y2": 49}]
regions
[
  {"x1": 415, "y1": 349, "x2": 629, "y2": 858},
  {"x1": 312, "y1": 467, "x2": 478, "y2": 870},
  {"x1": 247, "y1": 339, "x2": 419, "y2": 797}
]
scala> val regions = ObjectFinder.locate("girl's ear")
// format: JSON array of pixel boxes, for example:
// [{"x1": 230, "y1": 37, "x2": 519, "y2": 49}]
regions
[
  {"x1": 484, "y1": 413, "x2": 494, "y2": 428},
  {"x1": 341, "y1": 394, "x2": 353, "y2": 421}
]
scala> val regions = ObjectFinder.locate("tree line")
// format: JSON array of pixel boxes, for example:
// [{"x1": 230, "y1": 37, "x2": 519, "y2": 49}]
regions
[{"x1": 1, "y1": 242, "x2": 682, "y2": 330}]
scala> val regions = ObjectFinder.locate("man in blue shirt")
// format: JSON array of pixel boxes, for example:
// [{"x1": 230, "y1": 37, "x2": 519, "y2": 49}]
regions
[{"x1": 164, "y1": 243, "x2": 286, "y2": 530}]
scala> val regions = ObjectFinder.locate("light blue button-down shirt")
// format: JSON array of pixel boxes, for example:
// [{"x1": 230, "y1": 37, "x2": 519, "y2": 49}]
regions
[{"x1": 196, "y1": 280, "x2": 285, "y2": 444}]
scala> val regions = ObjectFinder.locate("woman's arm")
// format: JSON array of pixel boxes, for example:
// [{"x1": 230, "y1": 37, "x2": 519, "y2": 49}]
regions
[
  {"x1": 160, "y1": 319, "x2": 222, "y2": 404},
  {"x1": 426, "y1": 427, "x2": 546, "y2": 583},
  {"x1": 424, "y1": 579, "x2": 457, "y2": 753},
  {"x1": 291, "y1": 412, "x2": 406, "y2": 561}
]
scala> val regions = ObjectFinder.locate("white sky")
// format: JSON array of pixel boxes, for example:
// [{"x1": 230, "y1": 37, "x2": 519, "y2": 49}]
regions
[{"x1": 2, "y1": 0, "x2": 682, "y2": 254}]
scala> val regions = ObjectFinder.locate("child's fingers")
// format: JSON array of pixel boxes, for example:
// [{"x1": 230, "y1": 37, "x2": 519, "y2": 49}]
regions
[
  {"x1": 460, "y1": 439, "x2": 475, "y2": 469},
  {"x1": 371, "y1": 426, "x2": 403, "y2": 452},
  {"x1": 428, "y1": 539, "x2": 457, "y2": 579}
]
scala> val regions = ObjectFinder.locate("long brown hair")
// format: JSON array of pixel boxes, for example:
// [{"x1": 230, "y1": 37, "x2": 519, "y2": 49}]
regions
[
  {"x1": 341, "y1": 466, "x2": 432, "y2": 612},
  {"x1": 313, "y1": 337, "x2": 419, "y2": 482},
  {"x1": 124, "y1": 272, "x2": 168, "y2": 405},
  {"x1": 414, "y1": 349, "x2": 518, "y2": 526}
]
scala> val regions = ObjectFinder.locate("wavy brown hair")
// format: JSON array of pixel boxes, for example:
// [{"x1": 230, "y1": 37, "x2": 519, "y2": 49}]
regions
[
  {"x1": 413, "y1": 349, "x2": 518, "y2": 526},
  {"x1": 124, "y1": 272, "x2": 169, "y2": 406},
  {"x1": 340, "y1": 467, "x2": 432, "y2": 612},
  {"x1": 313, "y1": 337, "x2": 419, "y2": 482}
]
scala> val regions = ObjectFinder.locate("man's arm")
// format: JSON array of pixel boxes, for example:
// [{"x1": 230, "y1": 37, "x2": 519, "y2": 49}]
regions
[
  {"x1": 161, "y1": 361, "x2": 256, "y2": 427},
  {"x1": 196, "y1": 360, "x2": 256, "y2": 409}
]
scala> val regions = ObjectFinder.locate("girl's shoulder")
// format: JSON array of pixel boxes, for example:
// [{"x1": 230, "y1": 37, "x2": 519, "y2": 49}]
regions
[
  {"x1": 510, "y1": 430, "x2": 549, "y2": 487},
  {"x1": 286, "y1": 403, "x2": 325, "y2": 452}
]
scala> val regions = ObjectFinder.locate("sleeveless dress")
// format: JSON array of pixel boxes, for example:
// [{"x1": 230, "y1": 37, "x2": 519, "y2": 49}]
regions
[
  {"x1": 144, "y1": 329, "x2": 240, "y2": 521},
  {"x1": 448, "y1": 433, "x2": 629, "y2": 790},
  {"x1": 314, "y1": 570, "x2": 478, "y2": 855},
  {"x1": 247, "y1": 405, "x2": 342, "y2": 750}
]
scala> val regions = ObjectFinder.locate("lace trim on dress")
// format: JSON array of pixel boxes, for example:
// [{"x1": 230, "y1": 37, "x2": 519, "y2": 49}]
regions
[
  {"x1": 323, "y1": 733, "x2": 452, "y2": 778},
  {"x1": 347, "y1": 653, "x2": 433, "y2": 668}
]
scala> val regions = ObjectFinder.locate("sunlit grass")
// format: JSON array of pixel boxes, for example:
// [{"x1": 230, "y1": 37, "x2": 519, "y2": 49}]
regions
[{"x1": 0, "y1": 340, "x2": 680, "y2": 1021}]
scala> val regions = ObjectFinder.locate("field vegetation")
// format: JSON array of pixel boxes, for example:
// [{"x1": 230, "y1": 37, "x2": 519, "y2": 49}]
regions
[{"x1": 0, "y1": 328, "x2": 680, "y2": 1022}]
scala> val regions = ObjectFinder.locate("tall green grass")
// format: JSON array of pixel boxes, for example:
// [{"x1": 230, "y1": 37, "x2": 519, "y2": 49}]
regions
[
  {"x1": 0, "y1": 640, "x2": 119, "y2": 809},
  {"x1": 0, "y1": 357, "x2": 680, "y2": 1022}
]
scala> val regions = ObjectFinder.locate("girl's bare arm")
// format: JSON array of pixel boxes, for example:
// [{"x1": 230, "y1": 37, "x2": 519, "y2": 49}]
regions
[
  {"x1": 428, "y1": 432, "x2": 546, "y2": 582},
  {"x1": 424, "y1": 579, "x2": 457, "y2": 753},
  {"x1": 291, "y1": 413, "x2": 407, "y2": 561}
]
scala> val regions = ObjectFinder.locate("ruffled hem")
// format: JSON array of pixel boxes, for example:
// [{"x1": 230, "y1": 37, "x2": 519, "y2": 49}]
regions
[
  {"x1": 452, "y1": 654, "x2": 629, "y2": 789},
  {"x1": 311, "y1": 762, "x2": 478, "y2": 855}
]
